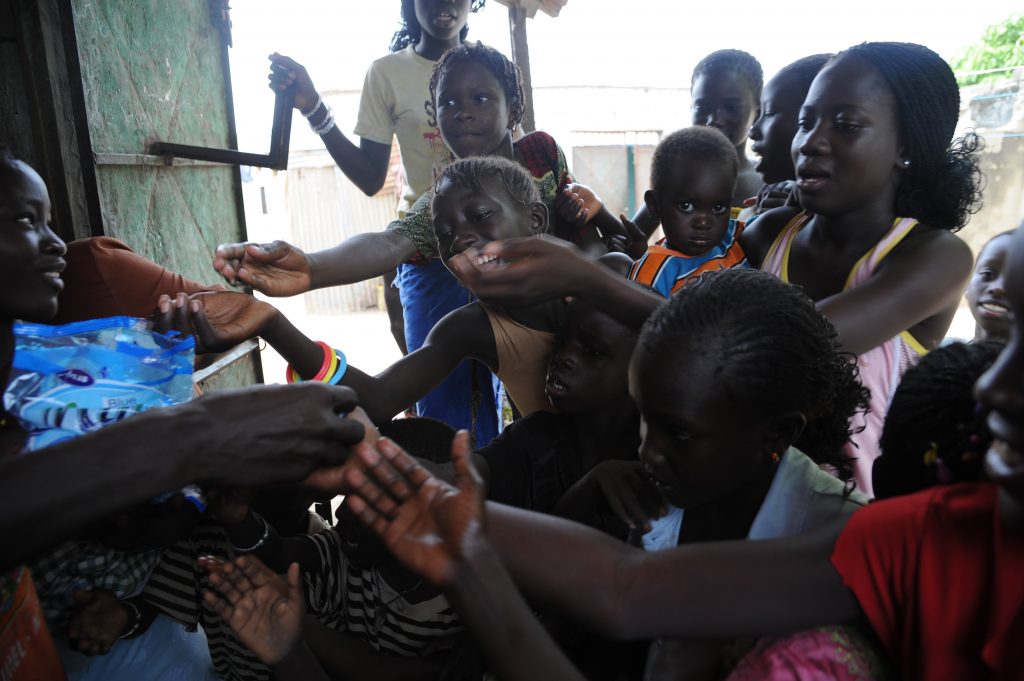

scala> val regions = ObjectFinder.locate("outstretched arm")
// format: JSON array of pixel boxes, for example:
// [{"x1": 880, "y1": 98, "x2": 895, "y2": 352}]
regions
[
  {"x1": 343, "y1": 435, "x2": 861, "y2": 646},
  {"x1": 213, "y1": 231, "x2": 417, "y2": 297},
  {"x1": 345, "y1": 434, "x2": 587, "y2": 681},
  {"x1": 269, "y1": 53, "x2": 391, "y2": 196},
  {"x1": 449, "y1": 237, "x2": 663, "y2": 330}
]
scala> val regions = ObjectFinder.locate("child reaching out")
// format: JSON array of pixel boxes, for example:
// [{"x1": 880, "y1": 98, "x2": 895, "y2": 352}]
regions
[
  {"x1": 216, "y1": 42, "x2": 612, "y2": 442},
  {"x1": 627, "y1": 127, "x2": 748, "y2": 297},
  {"x1": 178, "y1": 156, "x2": 590, "y2": 426}
]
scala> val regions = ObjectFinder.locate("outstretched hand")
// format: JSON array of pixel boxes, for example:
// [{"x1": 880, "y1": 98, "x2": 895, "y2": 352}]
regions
[
  {"x1": 606, "y1": 214, "x2": 650, "y2": 260},
  {"x1": 447, "y1": 236, "x2": 599, "y2": 306},
  {"x1": 268, "y1": 53, "x2": 319, "y2": 114},
  {"x1": 153, "y1": 291, "x2": 278, "y2": 354},
  {"x1": 200, "y1": 555, "x2": 303, "y2": 665},
  {"x1": 343, "y1": 431, "x2": 486, "y2": 589},
  {"x1": 554, "y1": 174, "x2": 603, "y2": 227},
  {"x1": 213, "y1": 240, "x2": 312, "y2": 297}
]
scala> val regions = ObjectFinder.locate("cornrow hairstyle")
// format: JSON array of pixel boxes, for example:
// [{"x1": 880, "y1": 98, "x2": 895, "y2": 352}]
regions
[
  {"x1": 435, "y1": 155, "x2": 541, "y2": 207},
  {"x1": 774, "y1": 53, "x2": 832, "y2": 93},
  {"x1": 426, "y1": 41, "x2": 525, "y2": 129},
  {"x1": 874, "y1": 341, "x2": 1002, "y2": 499},
  {"x1": 837, "y1": 42, "x2": 983, "y2": 231},
  {"x1": 390, "y1": 0, "x2": 486, "y2": 53},
  {"x1": 650, "y1": 127, "x2": 738, "y2": 196},
  {"x1": 377, "y1": 416, "x2": 456, "y2": 463},
  {"x1": 636, "y1": 268, "x2": 869, "y2": 480},
  {"x1": 691, "y1": 49, "x2": 764, "y2": 102}
]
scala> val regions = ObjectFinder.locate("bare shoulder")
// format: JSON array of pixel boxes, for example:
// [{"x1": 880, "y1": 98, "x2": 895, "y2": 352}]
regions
[
  {"x1": 739, "y1": 207, "x2": 802, "y2": 268},
  {"x1": 425, "y1": 302, "x2": 499, "y2": 367},
  {"x1": 885, "y1": 225, "x2": 972, "y2": 275}
]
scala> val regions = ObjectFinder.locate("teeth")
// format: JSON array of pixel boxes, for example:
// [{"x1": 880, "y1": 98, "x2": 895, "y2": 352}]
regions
[
  {"x1": 476, "y1": 254, "x2": 498, "y2": 266},
  {"x1": 981, "y1": 303, "x2": 1008, "y2": 312}
]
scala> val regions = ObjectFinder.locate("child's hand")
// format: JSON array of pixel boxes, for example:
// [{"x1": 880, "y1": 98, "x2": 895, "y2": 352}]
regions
[
  {"x1": 554, "y1": 174, "x2": 603, "y2": 226},
  {"x1": 754, "y1": 180, "x2": 797, "y2": 214},
  {"x1": 206, "y1": 487, "x2": 256, "y2": 525},
  {"x1": 154, "y1": 291, "x2": 278, "y2": 353},
  {"x1": 213, "y1": 240, "x2": 312, "y2": 297},
  {"x1": 268, "y1": 53, "x2": 319, "y2": 114},
  {"x1": 448, "y1": 236, "x2": 594, "y2": 306},
  {"x1": 586, "y1": 461, "x2": 665, "y2": 533},
  {"x1": 200, "y1": 555, "x2": 303, "y2": 666},
  {"x1": 606, "y1": 214, "x2": 650, "y2": 260},
  {"x1": 343, "y1": 431, "x2": 486, "y2": 589},
  {"x1": 67, "y1": 590, "x2": 129, "y2": 656}
]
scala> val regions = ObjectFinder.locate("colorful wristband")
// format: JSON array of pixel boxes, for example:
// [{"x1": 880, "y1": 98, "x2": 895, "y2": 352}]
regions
[{"x1": 327, "y1": 350, "x2": 347, "y2": 385}]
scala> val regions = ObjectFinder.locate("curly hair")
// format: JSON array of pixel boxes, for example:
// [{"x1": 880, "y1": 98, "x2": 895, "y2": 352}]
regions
[
  {"x1": 435, "y1": 155, "x2": 541, "y2": 207},
  {"x1": 874, "y1": 341, "x2": 1002, "y2": 498},
  {"x1": 636, "y1": 269, "x2": 869, "y2": 480},
  {"x1": 836, "y1": 42, "x2": 983, "y2": 231},
  {"x1": 426, "y1": 42, "x2": 525, "y2": 129},
  {"x1": 390, "y1": 0, "x2": 486, "y2": 53},
  {"x1": 650, "y1": 126, "x2": 738, "y2": 195},
  {"x1": 691, "y1": 49, "x2": 764, "y2": 103}
]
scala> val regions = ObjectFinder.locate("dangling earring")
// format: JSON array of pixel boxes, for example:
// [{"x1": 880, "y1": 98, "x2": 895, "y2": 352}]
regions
[{"x1": 770, "y1": 451, "x2": 780, "y2": 464}]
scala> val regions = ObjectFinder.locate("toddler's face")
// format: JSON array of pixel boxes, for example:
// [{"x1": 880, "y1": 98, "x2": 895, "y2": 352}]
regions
[{"x1": 648, "y1": 164, "x2": 734, "y2": 257}]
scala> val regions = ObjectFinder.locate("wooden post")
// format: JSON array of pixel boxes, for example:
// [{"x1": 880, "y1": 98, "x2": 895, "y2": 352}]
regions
[{"x1": 507, "y1": 2, "x2": 536, "y2": 133}]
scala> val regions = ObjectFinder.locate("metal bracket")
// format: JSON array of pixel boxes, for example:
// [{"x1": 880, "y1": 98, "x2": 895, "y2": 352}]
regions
[{"x1": 149, "y1": 87, "x2": 294, "y2": 170}]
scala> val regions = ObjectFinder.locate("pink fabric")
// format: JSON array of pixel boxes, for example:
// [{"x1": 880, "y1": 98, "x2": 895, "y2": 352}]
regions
[
  {"x1": 726, "y1": 627, "x2": 892, "y2": 681},
  {"x1": 761, "y1": 214, "x2": 922, "y2": 496}
]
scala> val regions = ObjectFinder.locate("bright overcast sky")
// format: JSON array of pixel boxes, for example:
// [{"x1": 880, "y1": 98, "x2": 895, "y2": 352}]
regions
[{"x1": 230, "y1": 0, "x2": 1021, "y2": 147}]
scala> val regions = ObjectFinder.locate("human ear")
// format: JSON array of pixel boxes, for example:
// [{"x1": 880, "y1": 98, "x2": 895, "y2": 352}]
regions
[
  {"x1": 644, "y1": 190, "x2": 661, "y2": 224},
  {"x1": 528, "y1": 201, "x2": 548, "y2": 235},
  {"x1": 765, "y1": 411, "x2": 807, "y2": 457}
]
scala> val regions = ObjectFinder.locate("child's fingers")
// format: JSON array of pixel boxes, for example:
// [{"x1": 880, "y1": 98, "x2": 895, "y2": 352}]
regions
[
  {"x1": 171, "y1": 292, "x2": 194, "y2": 336},
  {"x1": 450, "y1": 430, "x2": 483, "y2": 491},
  {"x1": 189, "y1": 298, "x2": 221, "y2": 350}
]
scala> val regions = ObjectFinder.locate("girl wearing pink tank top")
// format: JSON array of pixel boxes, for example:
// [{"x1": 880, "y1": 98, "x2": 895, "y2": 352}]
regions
[{"x1": 762, "y1": 212, "x2": 927, "y2": 493}]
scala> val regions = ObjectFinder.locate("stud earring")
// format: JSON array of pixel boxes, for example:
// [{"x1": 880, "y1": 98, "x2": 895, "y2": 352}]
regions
[
  {"x1": 770, "y1": 451, "x2": 780, "y2": 464},
  {"x1": 901, "y1": 159, "x2": 911, "y2": 168}
]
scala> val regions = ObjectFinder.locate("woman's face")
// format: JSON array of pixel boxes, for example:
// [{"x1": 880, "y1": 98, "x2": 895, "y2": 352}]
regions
[
  {"x1": 630, "y1": 343, "x2": 775, "y2": 509},
  {"x1": 975, "y1": 228, "x2": 1024, "y2": 504},
  {"x1": 790, "y1": 56, "x2": 904, "y2": 218},
  {"x1": 0, "y1": 162, "x2": 66, "y2": 323}
]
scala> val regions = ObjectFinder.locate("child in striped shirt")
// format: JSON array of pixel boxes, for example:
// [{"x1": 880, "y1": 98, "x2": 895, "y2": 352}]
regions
[{"x1": 628, "y1": 127, "x2": 748, "y2": 297}]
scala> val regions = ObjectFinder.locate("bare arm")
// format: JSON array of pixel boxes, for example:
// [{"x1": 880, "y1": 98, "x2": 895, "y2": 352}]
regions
[
  {"x1": 816, "y1": 229, "x2": 972, "y2": 354},
  {"x1": 307, "y1": 231, "x2": 418, "y2": 291},
  {"x1": 0, "y1": 383, "x2": 362, "y2": 571},
  {"x1": 449, "y1": 237, "x2": 663, "y2": 330}
]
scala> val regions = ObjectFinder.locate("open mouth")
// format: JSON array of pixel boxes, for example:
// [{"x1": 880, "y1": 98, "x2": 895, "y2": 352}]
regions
[
  {"x1": 432, "y1": 9, "x2": 458, "y2": 27},
  {"x1": 796, "y1": 165, "x2": 830, "y2": 193},
  {"x1": 545, "y1": 372, "x2": 570, "y2": 397},
  {"x1": 977, "y1": 301, "x2": 1010, "y2": 319},
  {"x1": 475, "y1": 252, "x2": 503, "y2": 270}
]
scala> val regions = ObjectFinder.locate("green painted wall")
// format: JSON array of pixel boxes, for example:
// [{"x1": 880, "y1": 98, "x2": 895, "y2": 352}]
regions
[{"x1": 72, "y1": 0, "x2": 256, "y2": 390}]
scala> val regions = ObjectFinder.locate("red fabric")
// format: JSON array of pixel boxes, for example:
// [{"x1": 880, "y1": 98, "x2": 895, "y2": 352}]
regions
[
  {"x1": 51, "y1": 237, "x2": 216, "y2": 324},
  {"x1": 830, "y1": 484, "x2": 1024, "y2": 680},
  {"x1": 0, "y1": 568, "x2": 65, "y2": 681}
]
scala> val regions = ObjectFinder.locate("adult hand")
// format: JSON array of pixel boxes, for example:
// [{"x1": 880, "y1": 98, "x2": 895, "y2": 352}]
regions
[
  {"x1": 201, "y1": 555, "x2": 303, "y2": 665},
  {"x1": 213, "y1": 241, "x2": 312, "y2": 297},
  {"x1": 179, "y1": 383, "x2": 364, "y2": 490},
  {"x1": 343, "y1": 431, "x2": 486, "y2": 589},
  {"x1": 153, "y1": 291, "x2": 278, "y2": 354},
  {"x1": 447, "y1": 236, "x2": 598, "y2": 307},
  {"x1": 606, "y1": 214, "x2": 650, "y2": 260},
  {"x1": 67, "y1": 590, "x2": 128, "y2": 656},
  {"x1": 268, "y1": 53, "x2": 319, "y2": 114},
  {"x1": 585, "y1": 461, "x2": 665, "y2": 533}
]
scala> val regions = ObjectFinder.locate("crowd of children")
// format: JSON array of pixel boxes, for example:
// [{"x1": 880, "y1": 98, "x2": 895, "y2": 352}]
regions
[{"x1": 1, "y1": 1, "x2": 1022, "y2": 678}]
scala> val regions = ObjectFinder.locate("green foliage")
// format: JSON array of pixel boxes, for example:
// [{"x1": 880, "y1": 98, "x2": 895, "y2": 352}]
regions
[{"x1": 951, "y1": 14, "x2": 1024, "y2": 86}]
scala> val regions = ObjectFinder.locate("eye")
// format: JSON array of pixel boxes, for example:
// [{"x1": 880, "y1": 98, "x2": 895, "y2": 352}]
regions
[
  {"x1": 834, "y1": 118, "x2": 862, "y2": 133},
  {"x1": 712, "y1": 203, "x2": 729, "y2": 214},
  {"x1": 473, "y1": 210, "x2": 493, "y2": 222},
  {"x1": 673, "y1": 429, "x2": 692, "y2": 443},
  {"x1": 677, "y1": 201, "x2": 694, "y2": 212},
  {"x1": 474, "y1": 94, "x2": 491, "y2": 104},
  {"x1": 441, "y1": 98, "x2": 456, "y2": 108},
  {"x1": 978, "y1": 269, "x2": 997, "y2": 282}
]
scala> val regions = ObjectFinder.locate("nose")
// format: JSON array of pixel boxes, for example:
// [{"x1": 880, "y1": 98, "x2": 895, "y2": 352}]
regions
[
  {"x1": 452, "y1": 231, "x2": 478, "y2": 255},
  {"x1": 40, "y1": 223, "x2": 67, "y2": 257},
  {"x1": 987, "y1": 275, "x2": 1007, "y2": 297},
  {"x1": 454, "y1": 107, "x2": 472, "y2": 122},
  {"x1": 556, "y1": 352, "x2": 576, "y2": 372},
  {"x1": 748, "y1": 114, "x2": 763, "y2": 141},
  {"x1": 795, "y1": 121, "x2": 828, "y2": 158}
]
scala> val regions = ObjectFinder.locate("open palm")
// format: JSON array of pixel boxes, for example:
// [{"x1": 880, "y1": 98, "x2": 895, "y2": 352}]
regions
[
  {"x1": 201, "y1": 556, "x2": 303, "y2": 665},
  {"x1": 344, "y1": 432, "x2": 486, "y2": 589},
  {"x1": 189, "y1": 291, "x2": 278, "y2": 352}
]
